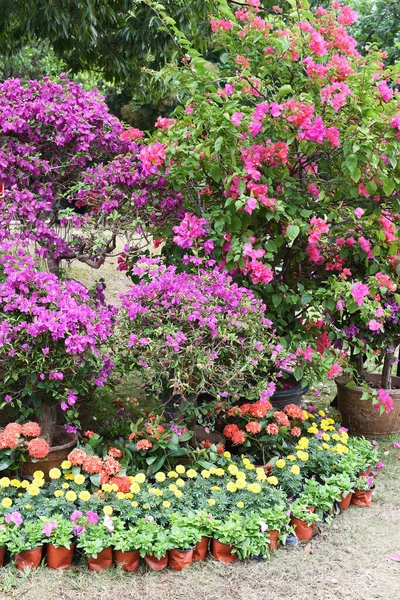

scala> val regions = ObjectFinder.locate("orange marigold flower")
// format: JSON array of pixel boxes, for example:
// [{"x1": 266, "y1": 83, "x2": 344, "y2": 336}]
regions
[
  {"x1": 26, "y1": 438, "x2": 50, "y2": 459},
  {"x1": 216, "y1": 443, "x2": 225, "y2": 454},
  {"x1": 231, "y1": 430, "x2": 246, "y2": 445},
  {"x1": 274, "y1": 411, "x2": 290, "y2": 427},
  {"x1": 68, "y1": 449, "x2": 87, "y2": 466},
  {"x1": 21, "y1": 422, "x2": 41, "y2": 437},
  {"x1": 84, "y1": 430, "x2": 95, "y2": 439},
  {"x1": 284, "y1": 404, "x2": 305, "y2": 421},
  {"x1": 245, "y1": 421, "x2": 262, "y2": 434},
  {"x1": 266, "y1": 423, "x2": 279, "y2": 435},
  {"x1": 4, "y1": 423, "x2": 23, "y2": 436},
  {"x1": 109, "y1": 476, "x2": 131, "y2": 493},
  {"x1": 108, "y1": 447, "x2": 122, "y2": 458},
  {"x1": 136, "y1": 439, "x2": 153, "y2": 451},
  {"x1": 291, "y1": 426, "x2": 301, "y2": 437},
  {"x1": 201, "y1": 440, "x2": 211, "y2": 449},
  {"x1": 82, "y1": 455, "x2": 103, "y2": 474}
]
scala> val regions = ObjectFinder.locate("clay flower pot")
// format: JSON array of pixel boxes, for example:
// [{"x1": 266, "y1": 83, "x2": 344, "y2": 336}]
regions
[
  {"x1": 211, "y1": 539, "x2": 236, "y2": 563},
  {"x1": 337, "y1": 492, "x2": 353, "y2": 511},
  {"x1": 352, "y1": 489, "x2": 373, "y2": 508},
  {"x1": 15, "y1": 546, "x2": 43, "y2": 570},
  {"x1": 144, "y1": 553, "x2": 168, "y2": 571},
  {"x1": 47, "y1": 543, "x2": 75, "y2": 569},
  {"x1": 268, "y1": 530, "x2": 279, "y2": 551},
  {"x1": 290, "y1": 517, "x2": 315, "y2": 541},
  {"x1": 359, "y1": 466, "x2": 371, "y2": 477},
  {"x1": 87, "y1": 547, "x2": 113, "y2": 572},
  {"x1": 169, "y1": 548, "x2": 193, "y2": 571},
  {"x1": 114, "y1": 549, "x2": 140, "y2": 572},
  {"x1": 0, "y1": 546, "x2": 5, "y2": 567},
  {"x1": 193, "y1": 536, "x2": 209, "y2": 562}
]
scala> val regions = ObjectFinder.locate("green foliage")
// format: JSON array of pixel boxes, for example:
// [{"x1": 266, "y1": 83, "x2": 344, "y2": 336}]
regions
[{"x1": 6, "y1": 521, "x2": 44, "y2": 555}]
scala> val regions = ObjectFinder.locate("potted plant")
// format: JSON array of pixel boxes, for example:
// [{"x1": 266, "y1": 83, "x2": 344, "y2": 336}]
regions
[
  {"x1": 299, "y1": 480, "x2": 342, "y2": 523},
  {"x1": 289, "y1": 502, "x2": 319, "y2": 541},
  {"x1": 111, "y1": 520, "x2": 141, "y2": 572},
  {"x1": 234, "y1": 514, "x2": 271, "y2": 561},
  {"x1": 6, "y1": 516, "x2": 44, "y2": 570},
  {"x1": 352, "y1": 476, "x2": 374, "y2": 508},
  {"x1": 76, "y1": 512, "x2": 114, "y2": 571},
  {"x1": 41, "y1": 515, "x2": 75, "y2": 569},
  {"x1": 337, "y1": 437, "x2": 378, "y2": 479},
  {"x1": 212, "y1": 514, "x2": 245, "y2": 563},
  {"x1": 257, "y1": 505, "x2": 291, "y2": 551},
  {"x1": 136, "y1": 518, "x2": 171, "y2": 571},
  {"x1": 323, "y1": 474, "x2": 354, "y2": 511},
  {"x1": 167, "y1": 523, "x2": 201, "y2": 571},
  {"x1": 0, "y1": 522, "x2": 7, "y2": 566}
]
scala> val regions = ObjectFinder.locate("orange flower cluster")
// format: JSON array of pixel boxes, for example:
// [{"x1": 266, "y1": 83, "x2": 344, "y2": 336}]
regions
[
  {"x1": 26, "y1": 438, "x2": 50, "y2": 459},
  {"x1": 0, "y1": 422, "x2": 48, "y2": 458},
  {"x1": 136, "y1": 439, "x2": 153, "y2": 451},
  {"x1": 68, "y1": 447, "x2": 122, "y2": 483},
  {"x1": 284, "y1": 404, "x2": 306, "y2": 421}
]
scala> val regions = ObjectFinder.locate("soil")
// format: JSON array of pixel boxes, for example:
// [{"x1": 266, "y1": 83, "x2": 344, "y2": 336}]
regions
[{"x1": 51, "y1": 427, "x2": 75, "y2": 448}]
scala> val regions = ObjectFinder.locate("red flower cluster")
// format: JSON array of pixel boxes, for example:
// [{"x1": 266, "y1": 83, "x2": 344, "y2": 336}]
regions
[
  {"x1": 21, "y1": 422, "x2": 41, "y2": 437},
  {"x1": 84, "y1": 430, "x2": 95, "y2": 439},
  {"x1": 223, "y1": 424, "x2": 246, "y2": 445},
  {"x1": 136, "y1": 439, "x2": 153, "y2": 451},
  {"x1": 274, "y1": 411, "x2": 291, "y2": 427},
  {"x1": 108, "y1": 447, "x2": 122, "y2": 458},
  {"x1": 109, "y1": 475, "x2": 131, "y2": 493},
  {"x1": 245, "y1": 421, "x2": 262, "y2": 434},
  {"x1": 26, "y1": 438, "x2": 50, "y2": 459},
  {"x1": 284, "y1": 404, "x2": 305, "y2": 422},
  {"x1": 67, "y1": 447, "x2": 122, "y2": 484}
]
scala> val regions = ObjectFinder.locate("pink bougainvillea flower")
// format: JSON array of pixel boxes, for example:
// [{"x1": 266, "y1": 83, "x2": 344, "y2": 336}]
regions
[
  {"x1": 375, "y1": 461, "x2": 384, "y2": 469},
  {"x1": 354, "y1": 207, "x2": 364, "y2": 219}
]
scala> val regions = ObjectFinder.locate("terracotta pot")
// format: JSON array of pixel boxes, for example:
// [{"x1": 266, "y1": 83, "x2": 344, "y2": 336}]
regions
[
  {"x1": 211, "y1": 539, "x2": 236, "y2": 563},
  {"x1": 359, "y1": 466, "x2": 371, "y2": 477},
  {"x1": 337, "y1": 492, "x2": 353, "y2": 511},
  {"x1": 352, "y1": 489, "x2": 373, "y2": 508},
  {"x1": 193, "y1": 536, "x2": 209, "y2": 561},
  {"x1": 87, "y1": 547, "x2": 113, "y2": 572},
  {"x1": 290, "y1": 517, "x2": 315, "y2": 541},
  {"x1": 306, "y1": 506, "x2": 315, "y2": 513},
  {"x1": 270, "y1": 376, "x2": 309, "y2": 409},
  {"x1": 336, "y1": 374, "x2": 400, "y2": 437},
  {"x1": 15, "y1": 546, "x2": 43, "y2": 570},
  {"x1": 144, "y1": 553, "x2": 168, "y2": 571},
  {"x1": 169, "y1": 548, "x2": 193, "y2": 571},
  {"x1": 268, "y1": 530, "x2": 279, "y2": 551},
  {"x1": 0, "y1": 546, "x2": 5, "y2": 567},
  {"x1": 114, "y1": 549, "x2": 140, "y2": 572},
  {"x1": 193, "y1": 425, "x2": 225, "y2": 448},
  {"x1": 21, "y1": 426, "x2": 78, "y2": 480},
  {"x1": 47, "y1": 543, "x2": 75, "y2": 569}
]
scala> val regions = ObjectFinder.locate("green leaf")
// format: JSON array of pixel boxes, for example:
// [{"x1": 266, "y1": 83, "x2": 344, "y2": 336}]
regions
[
  {"x1": 272, "y1": 294, "x2": 281, "y2": 308},
  {"x1": 293, "y1": 367, "x2": 304, "y2": 381},
  {"x1": 90, "y1": 473, "x2": 100, "y2": 488},
  {"x1": 366, "y1": 181, "x2": 377, "y2": 195},
  {"x1": 382, "y1": 177, "x2": 395, "y2": 196},
  {"x1": 286, "y1": 224, "x2": 300, "y2": 242},
  {"x1": 345, "y1": 154, "x2": 357, "y2": 174}
]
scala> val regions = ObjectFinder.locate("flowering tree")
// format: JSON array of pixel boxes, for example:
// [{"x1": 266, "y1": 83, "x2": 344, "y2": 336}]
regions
[
  {"x1": 148, "y1": 0, "x2": 400, "y2": 347},
  {"x1": 0, "y1": 245, "x2": 117, "y2": 441},
  {"x1": 0, "y1": 77, "x2": 181, "y2": 275}
]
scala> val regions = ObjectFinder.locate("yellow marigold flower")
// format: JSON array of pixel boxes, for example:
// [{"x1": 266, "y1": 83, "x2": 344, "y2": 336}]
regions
[
  {"x1": 237, "y1": 501, "x2": 244, "y2": 509},
  {"x1": 236, "y1": 471, "x2": 246, "y2": 480},
  {"x1": 327, "y1": 426, "x2": 335, "y2": 431},
  {"x1": 131, "y1": 501, "x2": 138, "y2": 508},
  {"x1": 236, "y1": 478, "x2": 247, "y2": 489},
  {"x1": 20, "y1": 480, "x2": 29, "y2": 489},
  {"x1": 54, "y1": 490, "x2": 64, "y2": 498},
  {"x1": 176, "y1": 465, "x2": 185, "y2": 474},
  {"x1": 142, "y1": 503, "x2": 150, "y2": 509},
  {"x1": 186, "y1": 469, "x2": 197, "y2": 479},
  {"x1": 17, "y1": 493, "x2": 22, "y2": 497},
  {"x1": 287, "y1": 454, "x2": 296, "y2": 461},
  {"x1": 302, "y1": 410, "x2": 309, "y2": 420},
  {"x1": 155, "y1": 472, "x2": 166, "y2": 482},
  {"x1": 135, "y1": 473, "x2": 146, "y2": 484},
  {"x1": 248, "y1": 483, "x2": 261, "y2": 494},
  {"x1": 228, "y1": 464, "x2": 238, "y2": 476},
  {"x1": 297, "y1": 451, "x2": 309, "y2": 462},
  {"x1": 10, "y1": 479, "x2": 21, "y2": 488},
  {"x1": 79, "y1": 491, "x2": 90, "y2": 502},
  {"x1": 298, "y1": 437, "x2": 309, "y2": 449},
  {"x1": 65, "y1": 491, "x2": 77, "y2": 502},
  {"x1": 331, "y1": 433, "x2": 340, "y2": 441},
  {"x1": 215, "y1": 468, "x2": 224, "y2": 477},
  {"x1": 169, "y1": 484, "x2": 177, "y2": 492},
  {"x1": 210, "y1": 485, "x2": 220, "y2": 491},
  {"x1": 24, "y1": 504, "x2": 31, "y2": 510},
  {"x1": 74, "y1": 474, "x2": 85, "y2": 485},
  {"x1": 244, "y1": 462, "x2": 255, "y2": 470},
  {"x1": 226, "y1": 482, "x2": 237, "y2": 493},
  {"x1": 267, "y1": 476, "x2": 278, "y2": 486},
  {"x1": 129, "y1": 476, "x2": 135, "y2": 483},
  {"x1": 1, "y1": 498, "x2": 12, "y2": 508},
  {"x1": 49, "y1": 468, "x2": 61, "y2": 480},
  {"x1": 61, "y1": 483, "x2": 70, "y2": 490},
  {"x1": 174, "y1": 490, "x2": 183, "y2": 498},
  {"x1": 32, "y1": 478, "x2": 45, "y2": 488},
  {"x1": 64, "y1": 473, "x2": 74, "y2": 481},
  {"x1": 291, "y1": 465, "x2": 300, "y2": 475},
  {"x1": 318, "y1": 410, "x2": 326, "y2": 417},
  {"x1": 336, "y1": 444, "x2": 349, "y2": 455},
  {"x1": 0, "y1": 477, "x2": 10, "y2": 488},
  {"x1": 148, "y1": 487, "x2": 158, "y2": 495},
  {"x1": 276, "y1": 459, "x2": 286, "y2": 469},
  {"x1": 162, "y1": 501, "x2": 171, "y2": 508},
  {"x1": 125, "y1": 493, "x2": 133, "y2": 499},
  {"x1": 61, "y1": 460, "x2": 72, "y2": 470},
  {"x1": 27, "y1": 485, "x2": 40, "y2": 496},
  {"x1": 327, "y1": 418, "x2": 335, "y2": 425},
  {"x1": 208, "y1": 499, "x2": 216, "y2": 506},
  {"x1": 322, "y1": 443, "x2": 330, "y2": 450},
  {"x1": 209, "y1": 467, "x2": 217, "y2": 475},
  {"x1": 155, "y1": 489, "x2": 163, "y2": 497},
  {"x1": 116, "y1": 492, "x2": 125, "y2": 500},
  {"x1": 223, "y1": 451, "x2": 231, "y2": 458},
  {"x1": 33, "y1": 470, "x2": 44, "y2": 480},
  {"x1": 111, "y1": 484, "x2": 118, "y2": 492},
  {"x1": 103, "y1": 506, "x2": 113, "y2": 515},
  {"x1": 201, "y1": 470, "x2": 210, "y2": 479},
  {"x1": 167, "y1": 471, "x2": 178, "y2": 479},
  {"x1": 176, "y1": 478, "x2": 185, "y2": 488},
  {"x1": 307, "y1": 427, "x2": 318, "y2": 435},
  {"x1": 102, "y1": 483, "x2": 113, "y2": 493}
]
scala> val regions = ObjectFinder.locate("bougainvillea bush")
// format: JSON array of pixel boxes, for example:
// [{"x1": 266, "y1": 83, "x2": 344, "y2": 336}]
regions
[
  {"x1": 147, "y1": 1, "x2": 400, "y2": 369},
  {"x1": 0, "y1": 77, "x2": 182, "y2": 275},
  {"x1": 0, "y1": 246, "x2": 116, "y2": 441},
  {"x1": 117, "y1": 256, "x2": 338, "y2": 422}
]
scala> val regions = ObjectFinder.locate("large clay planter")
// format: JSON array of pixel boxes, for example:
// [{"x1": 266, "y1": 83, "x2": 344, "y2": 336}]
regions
[
  {"x1": 144, "y1": 553, "x2": 168, "y2": 571},
  {"x1": 47, "y1": 543, "x2": 75, "y2": 569},
  {"x1": 169, "y1": 548, "x2": 193, "y2": 571},
  {"x1": 87, "y1": 547, "x2": 113, "y2": 572},
  {"x1": 337, "y1": 492, "x2": 353, "y2": 511},
  {"x1": 193, "y1": 536, "x2": 209, "y2": 562},
  {"x1": 15, "y1": 547, "x2": 43, "y2": 570},
  {"x1": 21, "y1": 426, "x2": 77, "y2": 480},
  {"x1": 336, "y1": 374, "x2": 400, "y2": 437},
  {"x1": 268, "y1": 530, "x2": 279, "y2": 551},
  {"x1": 270, "y1": 376, "x2": 309, "y2": 409},
  {"x1": 290, "y1": 517, "x2": 315, "y2": 541},
  {"x1": 0, "y1": 546, "x2": 5, "y2": 567},
  {"x1": 352, "y1": 489, "x2": 373, "y2": 508},
  {"x1": 114, "y1": 549, "x2": 140, "y2": 572},
  {"x1": 211, "y1": 539, "x2": 236, "y2": 563}
]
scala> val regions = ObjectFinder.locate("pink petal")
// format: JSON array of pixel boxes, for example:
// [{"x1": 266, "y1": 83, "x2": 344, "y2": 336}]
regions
[{"x1": 387, "y1": 554, "x2": 400, "y2": 562}]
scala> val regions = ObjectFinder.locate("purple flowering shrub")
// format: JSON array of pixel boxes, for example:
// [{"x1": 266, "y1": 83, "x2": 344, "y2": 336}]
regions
[
  {"x1": 0, "y1": 77, "x2": 181, "y2": 274},
  {"x1": 117, "y1": 257, "x2": 334, "y2": 422},
  {"x1": 0, "y1": 248, "x2": 117, "y2": 442}
]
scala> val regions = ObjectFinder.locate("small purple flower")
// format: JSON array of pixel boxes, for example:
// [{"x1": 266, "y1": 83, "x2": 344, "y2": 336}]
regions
[
  {"x1": 5, "y1": 511, "x2": 23, "y2": 526},
  {"x1": 371, "y1": 440, "x2": 379, "y2": 446},
  {"x1": 70, "y1": 511, "x2": 82, "y2": 523},
  {"x1": 4, "y1": 395, "x2": 12, "y2": 403},
  {"x1": 72, "y1": 525, "x2": 84, "y2": 536},
  {"x1": 86, "y1": 511, "x2": 99, "y2": 524},
  {"x1": 367, "y1": 476, "x2": 374, "y2": 488},
  {"x1": 375, "y1": 461, "x2": 384, "y2": 469}
]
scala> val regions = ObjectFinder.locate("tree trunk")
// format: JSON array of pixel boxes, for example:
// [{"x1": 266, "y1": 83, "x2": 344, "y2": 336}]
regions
[
  {"x1": 381, "y1": 351, "x2": 394, "y2": 390},
  {"x1": 47, "y1": 257, "x2": 61, "y2": 278},
  {"x1": 37, "y1": 404, "x2": 58, "y2": 447}
]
